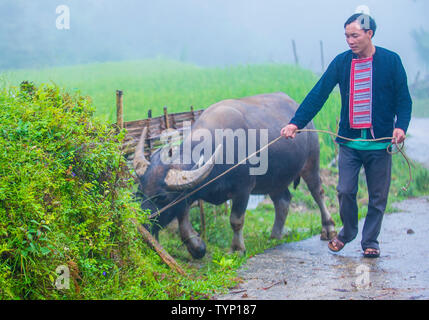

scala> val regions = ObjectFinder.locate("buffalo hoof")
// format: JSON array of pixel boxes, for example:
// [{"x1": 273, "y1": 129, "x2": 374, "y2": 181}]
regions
[
  {"x1": 230, "y1": 247, "x2": 246, "y2": 257},
  {"x1": 185, "y1": 237, "x2": 206, "y2": 259},
  {"x1": 231, "y1": 239, "x2": 246, "y2": 256},
  {"x1": 328, "y1": 230, "x2": 338, "y2": 240},
  {"x1": 320, "y1": 230, "x2": 337, "y2": 241},
  {"x1": 270, "y1": 229, "x2": 290, "y2": 240}
]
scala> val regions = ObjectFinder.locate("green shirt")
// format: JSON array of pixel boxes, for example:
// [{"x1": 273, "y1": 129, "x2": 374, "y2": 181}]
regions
[{"x1": 343, "y1": 129, "x2": 390, "y2": 150}]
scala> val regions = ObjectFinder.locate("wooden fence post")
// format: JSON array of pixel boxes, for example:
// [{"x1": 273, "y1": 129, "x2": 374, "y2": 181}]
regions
[
  {"x1": 413, "y1": 71, "x2": 421, "y2": 88},
  {"x1": 116, "y1": 90, "x2": 124, "y2": 130},
  {"x1": 199, "y1": 200, "x2": 206, "y2": 241},
  {"x1": 291, "y1": 39, "x2": 299, "y2": 65},
  {"x1": 147, "y1": 109, "x2": 153, "y2": 156},
  {"x1": 163, "y1": 106, "x2": 170, "y2": 129},
  {"x1": 320, "y1": 40, "x2": 325, "y2": 73},
  {"x1": 190, "y1": 106, "x2": 195, "y2": 123},
  {"x1": 131, "y1": 218, "x2": 186, "y2": 276}
]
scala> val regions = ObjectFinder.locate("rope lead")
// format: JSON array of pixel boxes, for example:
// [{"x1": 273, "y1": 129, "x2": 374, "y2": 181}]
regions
[{"x1": 148, "y1": 128, "x2": 413, "y2": 219}]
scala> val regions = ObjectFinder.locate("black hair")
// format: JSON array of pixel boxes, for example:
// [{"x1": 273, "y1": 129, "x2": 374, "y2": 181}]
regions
[{"x1": 344, "y1": 13, "x2": 377, "y2": 38}]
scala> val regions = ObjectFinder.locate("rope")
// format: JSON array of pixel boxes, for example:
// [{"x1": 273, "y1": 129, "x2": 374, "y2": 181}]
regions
[
  {"x1": 147, "y1": 128, "x2": 412, "y2": 219},
  {"x1": 298, "y1": 129, "x2": 412, "y2": 191},
  {"x1": 148, "y1": 135, "x2": 282, "y2": 218}
]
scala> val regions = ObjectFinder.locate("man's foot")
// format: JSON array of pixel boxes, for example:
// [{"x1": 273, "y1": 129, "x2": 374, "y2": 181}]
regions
[
  {"x1": 363, "y1": 248, "x2": 380, "y2": 258},
  {"x1": 328, "y1": 237, "x2": 345, "y2": 252}
]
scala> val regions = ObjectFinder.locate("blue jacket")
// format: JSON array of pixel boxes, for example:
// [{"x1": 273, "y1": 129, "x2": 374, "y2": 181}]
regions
[{"x1": 289, "y1": 46, "x2": 412, "y2": 143}]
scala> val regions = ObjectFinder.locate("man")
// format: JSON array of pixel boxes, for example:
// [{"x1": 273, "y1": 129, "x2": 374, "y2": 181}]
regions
[{"x1": 281, "y1": 13, "x2": 412, "y2": 258}]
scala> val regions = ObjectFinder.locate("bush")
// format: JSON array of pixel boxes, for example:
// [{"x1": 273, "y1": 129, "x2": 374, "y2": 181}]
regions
[{"x1": 0, "y1": 83, "x2": 157, "y2": 299}]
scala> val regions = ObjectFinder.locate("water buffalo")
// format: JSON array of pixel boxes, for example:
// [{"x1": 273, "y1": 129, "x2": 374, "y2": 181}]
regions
[{"x1": 133, "y1": 92, "x2": 337, "y2": 258}]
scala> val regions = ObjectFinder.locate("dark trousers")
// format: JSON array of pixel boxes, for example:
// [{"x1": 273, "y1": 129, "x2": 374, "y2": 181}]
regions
[{"x1": 336, "y1": 145, "x2": 392, "y2": 251}]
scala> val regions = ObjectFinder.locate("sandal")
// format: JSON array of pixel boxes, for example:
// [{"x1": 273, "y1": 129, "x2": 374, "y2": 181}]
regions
[
  {"x1": 363, "y1": 248, "x2": 380, "y2": 258},
  {"x1": 328, "y1": 237, "x2": 345, "y2": 252}
]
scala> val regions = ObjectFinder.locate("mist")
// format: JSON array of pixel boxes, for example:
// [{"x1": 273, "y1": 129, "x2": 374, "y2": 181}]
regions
[{"x1": 1, "y1": 0, "x2": 428, "y2": 79}]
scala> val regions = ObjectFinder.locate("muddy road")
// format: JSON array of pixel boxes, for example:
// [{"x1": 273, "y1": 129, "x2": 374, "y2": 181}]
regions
[{"x1": 217, "y1": 117, "x2": 429, "y2": 300}]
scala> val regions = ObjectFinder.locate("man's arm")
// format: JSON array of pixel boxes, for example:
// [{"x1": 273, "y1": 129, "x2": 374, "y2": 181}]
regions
[
  {"x1": 282, "y1": 56, "x2": 339, "y2": 138},
  {"x1": 392, "y1": 54, "x2": 412, "y2": 143}
]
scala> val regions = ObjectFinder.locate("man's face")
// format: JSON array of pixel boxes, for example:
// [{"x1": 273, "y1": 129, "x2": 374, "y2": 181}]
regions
[{"x1": 345, "y1": 21, "x2": 373, "y2": 56}]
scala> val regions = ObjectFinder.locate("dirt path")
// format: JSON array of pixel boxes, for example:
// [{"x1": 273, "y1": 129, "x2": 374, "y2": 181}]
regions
[
  {"x1": 216, "y1": 117, "x2": 429, "y2": 300},
  {"x1": 217, "y1": 197, "x2": 429, "y2": 300}
]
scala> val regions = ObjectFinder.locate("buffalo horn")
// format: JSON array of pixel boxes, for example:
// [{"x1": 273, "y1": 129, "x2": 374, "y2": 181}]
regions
[
  {"x1": 133, "y1": 126, "x2": 150, "y2": 177},
  {"x1": 165, "y1": 145, "x2": 222, "y2": 191}
]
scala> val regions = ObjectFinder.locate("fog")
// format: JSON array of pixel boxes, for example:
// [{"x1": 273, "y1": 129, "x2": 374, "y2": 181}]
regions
[{"x1": 1, "y1": 0, "x2": 428, "y2": 78}]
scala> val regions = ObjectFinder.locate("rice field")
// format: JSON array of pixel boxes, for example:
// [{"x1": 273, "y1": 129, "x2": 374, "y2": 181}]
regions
[
  {"x1": 1, "y1": 58, "x2": 334, "y2": 119},
  {"x1": 1, "y1": 58, "x2": 341, "y2": 166}
]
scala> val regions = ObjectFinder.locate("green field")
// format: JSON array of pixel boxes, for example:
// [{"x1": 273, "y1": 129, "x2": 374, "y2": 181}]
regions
[
  {"x1": 2, "y1": 58, "x2": 341, "y2": 166},
  {"x1": 1, "y1": 59, "x2": 428, "y2": 299},
  {"x1": 2, "y1": 58, "x2": 322, "y2": 120}
]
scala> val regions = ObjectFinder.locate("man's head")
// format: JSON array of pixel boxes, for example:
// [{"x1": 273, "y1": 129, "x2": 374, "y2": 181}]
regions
[{"x1": 344, "y1": 13, "x2": 377, "y2": 57}]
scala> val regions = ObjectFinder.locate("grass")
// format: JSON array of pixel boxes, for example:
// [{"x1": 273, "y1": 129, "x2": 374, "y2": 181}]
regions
[
  {"x1": 411, "y1": 98, "x2": 429, "y2": 118},
  {"x1": 1, "y1": 59, "x2": 428, "y2": 299},
  {"x1": 2, "y1": 58, "x2": 318, "y2": 120}
]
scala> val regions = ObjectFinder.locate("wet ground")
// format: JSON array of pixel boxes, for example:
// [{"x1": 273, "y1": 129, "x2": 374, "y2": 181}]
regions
[
  {"x1": 218, "y1": 197, "x2": 429, "y2": 300},
  {"x1": 217, "y1": 117, "x2": 429, "y2": 300}
]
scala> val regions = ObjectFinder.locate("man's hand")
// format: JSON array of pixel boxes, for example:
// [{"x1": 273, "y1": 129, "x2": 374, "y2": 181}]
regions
[
  {"x1": 281, "y1": 124, "x2": 299, "y2": 139},
  {"x1": 392, "y1": 128, "x2": 406, "y2": 144}
]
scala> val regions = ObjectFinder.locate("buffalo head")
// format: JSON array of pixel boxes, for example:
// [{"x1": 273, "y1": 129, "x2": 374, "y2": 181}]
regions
[{"x1": 133, "y1": 126, "x2": 220, "y2": 257}]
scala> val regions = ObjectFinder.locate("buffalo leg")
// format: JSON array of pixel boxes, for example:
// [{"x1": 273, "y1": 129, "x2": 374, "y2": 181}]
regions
[
  {"x1": 301, "y1": 164, "x2": 337, "y2": 240},
  {"x1": 177, "y1": 206, "x2": 207, "y2": 259},
  {"x1": 269, "y1": 189, "x2": 292, "y2": 239},
  {"x1": 230, "y1": 192, "x2": 251, "y2": 254}
]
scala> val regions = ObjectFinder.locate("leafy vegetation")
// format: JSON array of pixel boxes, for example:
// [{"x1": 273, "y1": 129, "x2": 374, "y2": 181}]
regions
[{"x1": 0, "y1": 82, "x2": 238, "y2": 299}]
